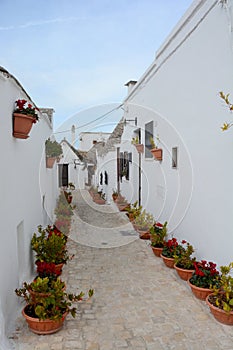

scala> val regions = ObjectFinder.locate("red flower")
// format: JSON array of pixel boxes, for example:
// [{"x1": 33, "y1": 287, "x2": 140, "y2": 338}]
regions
[{"x1": 181, "y1": 240, "x2": 187, "y2": 244}]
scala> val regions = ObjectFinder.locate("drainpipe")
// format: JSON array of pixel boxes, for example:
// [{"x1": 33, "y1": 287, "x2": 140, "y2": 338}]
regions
[{"x1": 138, "y1": 129, "x2": 141, "y2": 206}]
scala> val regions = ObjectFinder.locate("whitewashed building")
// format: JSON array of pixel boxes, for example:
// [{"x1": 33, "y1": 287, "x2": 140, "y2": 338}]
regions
[
  {"x1": 0, "y1": 67, "x2": 58, "y2": 348},
  {"x1": 116, "y1": 0, "x2": 233, "y2": 266}
]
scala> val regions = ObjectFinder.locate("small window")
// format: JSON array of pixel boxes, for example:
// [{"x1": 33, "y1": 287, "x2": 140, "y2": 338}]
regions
[
  {"x1": 58, "y1": 164, "x2": 69, "y2": 187},
  {"x1": 145, "y1": 121, "x2": 153, "y2": 158},
  {"x1": 172, "y1": 147, "x2": 178, "y2": 168}
]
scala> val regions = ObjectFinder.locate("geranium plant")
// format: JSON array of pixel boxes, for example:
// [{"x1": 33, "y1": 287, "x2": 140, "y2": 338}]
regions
[
  {"x1": 150, "y1": 221, "x2": 167, "y2": 248},
  {"x1": 14, "y1": 99, "x2": 39, "y2": 121},
  {"x1": 162, "y1": 237, "x2": 185, "y2": 258},
  {"x1": 174, "y1": 240, "x2": 196, "y2": 270},
  {"x1": 189, "y1": 260, "x2": 220, "y2": 288}
]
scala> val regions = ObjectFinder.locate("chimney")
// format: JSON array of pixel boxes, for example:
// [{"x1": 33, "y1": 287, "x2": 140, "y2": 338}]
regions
[
  {"x1": 71, "y1": 125, "x2": 75, "y2": 145},
  {"x1": 125, "y1": 80, "x2": 137, "y2": 95}
]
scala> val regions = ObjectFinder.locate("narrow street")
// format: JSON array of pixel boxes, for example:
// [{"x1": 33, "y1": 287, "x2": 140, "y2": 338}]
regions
[{"x1": 9, "y1": 190, "x2": 233, "y2": 350}]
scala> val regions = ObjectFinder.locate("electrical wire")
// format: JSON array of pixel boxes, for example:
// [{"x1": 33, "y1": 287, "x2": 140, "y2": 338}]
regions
[{"x1": 53, "y1": 103, "x2": 123, "y2": 135}]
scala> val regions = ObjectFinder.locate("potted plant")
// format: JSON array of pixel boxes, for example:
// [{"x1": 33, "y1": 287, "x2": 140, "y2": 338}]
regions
[
  {"x1": 131, "y1": 136, "x2": 144, "y2": 153},
  {"x1": 188, "y1": 260, "x2": 220, "y2": 300},
  {"x1": 161, "y1": 237, "x2": 185, "y2": 268},
  {"x1": 150, "y1": 221, "x2": 167, "y2": 257},
  {"x1": 13, "y1": 99, "x2": 39, "y2": 139},
  {"x1": 125, "y1": 201, "x2": 142, "y2": 222},
  {"x1": 31, "y1": 225, "x2": 72, "y2": 276},
  {"x1": 133, "y1": 210, "x2": 154, "y2": 240},
  {"x1": 63, "y1": 183, "x2": 75, "y2": 204},
  {"x1": 112, "y1": 189, "x2": 119, "y2": 202},
  {"x1": 150, "y1": 135, "x2": 163, "y2": 161},
  {"x1": 206, "y1": 262, "x2": 233, "y2": 325},
  {"x1": 173, "y1": 240, "x2": 196, "y2": 280},
  {"x1": 45, "y1": 138, "x2": 63, "y2": 168},
  {"x1": 15, "y1": 278, "x2": 94, "y2": 334}
]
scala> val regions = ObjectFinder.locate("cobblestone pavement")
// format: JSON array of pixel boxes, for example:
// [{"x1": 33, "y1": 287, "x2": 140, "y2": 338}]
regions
[{"x1": 9, "y1": 190, "x2": 233, "y2": 350}]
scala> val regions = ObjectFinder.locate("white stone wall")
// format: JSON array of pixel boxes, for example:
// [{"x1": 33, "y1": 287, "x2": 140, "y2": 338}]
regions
[
  {"x1": 120, "y1": 0, "x2": 233, "y2": 266},
  {"x1": 59, "y1": 140, "x2": 86, "y2": 189},
  {"x1": 79, "y1": 132, "x2": 111, "y2": 151},
  {"x1": 0, "y1": 69, "x2": 58, "y2": 346}
]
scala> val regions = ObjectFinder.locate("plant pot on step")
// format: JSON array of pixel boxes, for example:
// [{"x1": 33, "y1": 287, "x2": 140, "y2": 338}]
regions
[
  {"x1": 174, "y1": 264, "x2": 195, "y2": 281},
  {"x1": 161, "y1": 254, "x2": 175, "y2": 268},
  {"x1": 151, "y1": 148, "x2": 163, "y2": 161},
  {"x1": 151, "y1": 246, "x2": 163, "y2": 257},
  {"x1": 13, "y1": 113, "x2": 37, "y2": 139},
  {"x1": 188, "y1": 279, "x2": 212, "y2": 301},
  {"x1": 138, "y1": 229, "x2": 150, "y2": 240},
  {"x1": 22, "y1": 306, "x2": 67, "y2": 335},
  {"x1": 206, "y1": 294, "x2": 233, "y2": 325}
]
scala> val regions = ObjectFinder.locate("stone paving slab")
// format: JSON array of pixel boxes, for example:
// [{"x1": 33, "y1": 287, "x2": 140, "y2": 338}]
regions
[{"x1": 9, "y1": 190, "x2": 233, "y2": 350}]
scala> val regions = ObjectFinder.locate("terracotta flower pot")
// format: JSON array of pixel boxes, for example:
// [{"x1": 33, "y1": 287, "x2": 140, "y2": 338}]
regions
[
  {"x1": 174, "y1": 264, "x2": 195, "y2": 281},
  {"x1": 188, "y1": 279, "x2": 212, "y2": 300},
  {"x1": 94, "y1": 198, "x2": 106, "y2": 205},
  {"x1": 22, "y1": 306, "x2": 67, "y2": 334},
  {"x1": 13, "y1": 113, "x2": 36, "y2": 139},
  {"x1": 161, "y1": 254, "x2": 175, "y2": 268},
  {"x1": 150, "y1": 148, "x2": 163, "y2": 161},
  {"x1": 46, "y1": 157, "x2": 57, "y2": 168},
  {"x1": 151, "y1": 246, "x2": 163, "y2": 257},
  {"x1": 138, "y1": 230, "x2": 150, "y2": 240},
  {"x1": 206, "y1": 294, "x2": 233, "y2": 325},
  {"x1": 134, "y1": 144, "x2": 144, "y2": 153}
]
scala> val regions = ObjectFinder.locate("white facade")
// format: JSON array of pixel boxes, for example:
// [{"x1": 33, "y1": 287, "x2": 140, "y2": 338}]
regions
[
  {"x1": 79, "y1": 132, "x2": 111, "y2": 151},
  {"x1": 0, "y1": 68, "x2": 58, "y2": 347},
  {"x1": 59, "y1": 139, "x2": 86, "y2": 189},
  {"x1": 118, "y1": 0, "x2": 233, "y2": 266}
]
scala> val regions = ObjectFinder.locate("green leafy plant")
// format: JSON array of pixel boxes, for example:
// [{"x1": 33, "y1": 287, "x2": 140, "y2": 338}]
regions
[
  {"x1": 45, "y1": 138, "x2": 62, "y2": 158},
  {"x1": 189, "y1": 260, "x2": 220, "y2": 289},
  {"x1": 131, "y1": 136, "x2": 139, "y2": 144},
  {"x1": 150, "y1": 221, "x2": 167, "y2": 248},
  {"x1": 15, "y1": 278, "x2": 94, "y2": 320},
  {"x1": 150, "y1": 135, "x2": 160, "y2": 149},
  {"x1": 174, "y1": 240, "x2": 196, "y2": 270},
  {"x1": 134, "y1": 210, "x2": 154, "y2": 231},
  {"x1": 125, "y1": 201, "x2": 142, "y2": 220},
  {"x1": 31, "y1": 225, "x2": 72, "y2": 265},
  {"x1": 210, "y1": 262, "x2": 233, "y2": 312}
]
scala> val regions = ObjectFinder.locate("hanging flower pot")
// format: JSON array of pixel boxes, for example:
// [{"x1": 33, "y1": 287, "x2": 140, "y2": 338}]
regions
[
  {"x1": 134, "y1": 144, "x2": 144, "y2": 153},
  {"x1": 150, "y1": 148, "x2": 163, "y2": 161},
  {"x1": 46, "y1": 156, "x2": 57, "y2": 168},
  {"x1": 12, "y1": 100, "x2": 39, "y2": 139},
  {"x1": 13, "y1": 113, "x2": 37, "y2": 139}
]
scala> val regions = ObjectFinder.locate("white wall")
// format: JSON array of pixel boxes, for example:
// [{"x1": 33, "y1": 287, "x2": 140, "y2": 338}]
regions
[
  {"x1": 121, "y1": 0, "x2": 233, "y2": 266},
  {"x1": 59, "y1": 140, "x2": 86, "y2": 189},
  {"x1": 0, "y1": 69, "x2": 58, "y2": 346},
  {"x1": 79, "y1": 132, "x2": 111, "y2": 151}
]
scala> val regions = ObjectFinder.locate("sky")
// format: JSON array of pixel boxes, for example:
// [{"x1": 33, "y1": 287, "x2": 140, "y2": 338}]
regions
[{"x1": 0, "y1": 0, "x2": 194, "y2": 137}]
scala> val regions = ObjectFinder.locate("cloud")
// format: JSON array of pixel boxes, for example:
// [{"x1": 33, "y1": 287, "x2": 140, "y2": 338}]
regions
[{"x1": 0, "y1": 16, "x2": 86, "y2": 31}]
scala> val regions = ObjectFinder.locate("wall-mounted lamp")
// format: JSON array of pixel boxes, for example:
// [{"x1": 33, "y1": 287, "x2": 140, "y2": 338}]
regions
[
  {"x1": 74, "y1": 159, "x2": 81, "y2": 169},
  {"x1": 124, "y1": 117, "x2": 137, "y2": 126}
]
